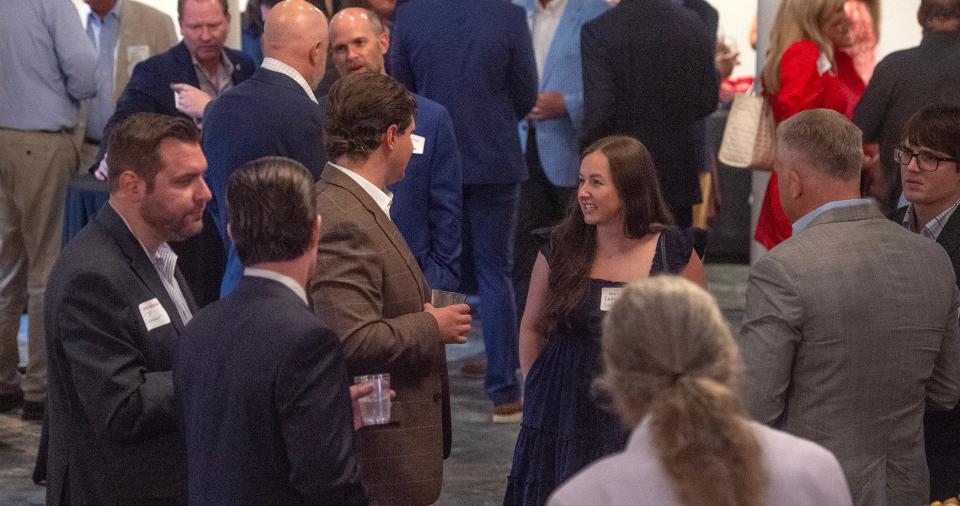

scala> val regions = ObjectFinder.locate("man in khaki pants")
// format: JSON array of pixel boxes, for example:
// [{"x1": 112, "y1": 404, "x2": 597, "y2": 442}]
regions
[{"x1": 0, "y1": 0, "x2": 97, "y2": 420}]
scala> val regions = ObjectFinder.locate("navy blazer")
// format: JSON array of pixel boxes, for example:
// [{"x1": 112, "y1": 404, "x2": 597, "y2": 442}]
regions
[
  {"x1": 94, "y1": 41, "x2": 254, "y2": 170},
  {"x1": 201, "y1": 67, "x2": 328, "y2": 294},
  {"x1": 581, "y1": 0, "x2": 719, "y2": 208},
  {"x1": 388, "y1": 94, "x2": 462, "y2": 292},
  {"x1": 174, "y1": 275, "x2": 367, "y2": 505},
  {"x1": 390, "y1": 0, "x2": 538, "y2": 185},
  {"x1": 44, "y1": 203, "x2": 196, "y2": 505}
]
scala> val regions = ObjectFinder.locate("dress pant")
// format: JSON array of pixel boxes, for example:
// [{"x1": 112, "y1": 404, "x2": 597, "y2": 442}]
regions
[
  {"x1": 0, "y1": 128, "x2": 77, "y2": 403},
  {"x1": 463, "y1": 182, "x2": 521, "y2": 405},
  {"x1": 513, "y1": 126, "x2": 574, "y2": 321}
]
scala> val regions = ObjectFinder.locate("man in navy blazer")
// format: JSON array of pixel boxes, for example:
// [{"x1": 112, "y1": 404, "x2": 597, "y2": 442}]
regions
[
  {"x1": 202, "y1": 0, "x2": 330, "y2": 295},
  {"x1": 174, "y1": 157, "x2": 367, "y2": 505},
  {"x1": 511, "y1": 0, "x2": 610, "y2": 318},
  {"x1": 329, "y1": 8, "x2": 462, "y2": 292},
  {"x1": 44, "y1": 114, "x2": 208, "y2": 505},
  {"x1": 581, "y1": 0, "x2": 719, "y2": 228},
  {"x1": 390, "y1": 0, "x2": 537, "y2": 421},
  {"x1": 91, "y1": 0, "x2": 255, "y2": 308}
]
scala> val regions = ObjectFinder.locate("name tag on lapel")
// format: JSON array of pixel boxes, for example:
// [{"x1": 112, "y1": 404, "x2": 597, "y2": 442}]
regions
[
  {"x1": 411, "y1": 134, "x2": 425, "y2": 155},
  {"x1": 599, "y1": 287, "x2": 623, "y2": 312},
  {"x1": 138, "y1": 298, "x2": 171, "y2": 331},
  {"x1": 126, "y1": 45, "x2": 151, "y2": 76}
]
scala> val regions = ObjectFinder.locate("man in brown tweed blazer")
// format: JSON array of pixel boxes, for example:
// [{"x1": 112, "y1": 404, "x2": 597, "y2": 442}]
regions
[{"x1": 310, "y1": 72, "x2": 472, "y2": 505}]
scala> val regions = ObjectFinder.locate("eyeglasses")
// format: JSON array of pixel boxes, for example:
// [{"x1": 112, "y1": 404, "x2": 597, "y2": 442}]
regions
[{"x1": 894, "y1": 145, "x2": 959, "y2": 172}]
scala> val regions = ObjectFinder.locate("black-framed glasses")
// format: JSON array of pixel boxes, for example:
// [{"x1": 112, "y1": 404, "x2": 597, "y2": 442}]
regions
[{"x1": 893, "y1": 145, "x2": 959, "y2": 172}]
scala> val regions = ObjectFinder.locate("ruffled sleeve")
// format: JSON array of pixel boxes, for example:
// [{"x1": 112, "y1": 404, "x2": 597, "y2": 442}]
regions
[{"x1": 653, "y1": 227, "x2": 695, "y2": 275}]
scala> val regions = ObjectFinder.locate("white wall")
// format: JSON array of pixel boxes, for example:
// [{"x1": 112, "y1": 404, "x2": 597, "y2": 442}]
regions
[{"x1": 709, "y1": 0, "x2": 923, "y2": 79}]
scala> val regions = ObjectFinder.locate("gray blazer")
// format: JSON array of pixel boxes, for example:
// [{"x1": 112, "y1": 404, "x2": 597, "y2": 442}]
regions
[{"x1": 740, "y1": 202, "x2": 960, "y2": 506}]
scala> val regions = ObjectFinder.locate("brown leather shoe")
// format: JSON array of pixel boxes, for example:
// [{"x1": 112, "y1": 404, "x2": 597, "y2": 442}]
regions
[
  {"x1": 460, "y1": 358, "x2": 486, "y2": 379},
  {"x1": 493, "y1": 400, "x2": 522, "y2": 424}
]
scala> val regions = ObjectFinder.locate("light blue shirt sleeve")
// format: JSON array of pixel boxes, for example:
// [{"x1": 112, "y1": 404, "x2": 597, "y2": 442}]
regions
[{"x1": 0, "y1": 0, "x2": 97, "y2": 130}]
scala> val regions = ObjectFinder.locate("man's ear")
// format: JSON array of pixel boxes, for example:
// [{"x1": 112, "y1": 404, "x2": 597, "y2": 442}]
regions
[
  {"x1": 787, "y1": 167, "x2": 803, "y2": 200},
  {"x1": 379, "y1": 31, "x2": 390, "y2": 55},
  {"x1": 226, "y1": 223, "x2": 233, "y2": 241},
  {"x1": 384, "y1": 124, "x2": 399, "y2": 150},
  {"x1": 118, "y1": 170, "x2": 145, "y2": 202},
  {"x1": 310, "y1": 215, "x2": 322, "y2": 247}
]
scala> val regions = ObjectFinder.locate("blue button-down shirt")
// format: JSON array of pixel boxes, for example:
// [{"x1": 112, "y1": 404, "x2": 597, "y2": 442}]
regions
[
  {"x1": 0, "y1": 0, "x2": 97, "y2": 131},
  {"x1": 792, "y1": 198, "x2": 873, "y2": 235}
]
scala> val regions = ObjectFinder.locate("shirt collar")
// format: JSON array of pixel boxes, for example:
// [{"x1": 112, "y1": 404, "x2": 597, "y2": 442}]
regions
[
  {"x1": 243, "y1": 267, "x2": 308, "y2": 305},
  {"x1": 192, "y1": 51, "x2": 234, "y2": 86},
  {"x1": 108, "y1": 201, "x2": 169, "y2": 260},
  {"x1": 902, "y1": 198, "x2": 960, "y2": 240},
  {"x1": 536, "y1": 0, "x2": 567, "y2": 14},
  {"x1": 329, "y1": 162, "x2": 394, "y2": 218},
  {"x1": 260, "y1": 57, "x2": 319, "y2": 104},
  {"x1": 82, "y1": 0, "x2": 123, "y2": 26},
  {"x1": 792, "y1": 198, "x2": 872, "y2": 235}
]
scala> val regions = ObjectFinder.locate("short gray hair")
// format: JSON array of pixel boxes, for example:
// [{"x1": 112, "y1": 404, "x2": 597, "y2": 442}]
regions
[{"x1": 776, "y1": 108, "x2": 863, "y2": 181}]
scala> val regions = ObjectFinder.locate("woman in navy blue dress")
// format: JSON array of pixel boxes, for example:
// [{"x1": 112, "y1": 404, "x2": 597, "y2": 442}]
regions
[{"x1": 504, "y1": 136, "x2": 707, "y2": 505}]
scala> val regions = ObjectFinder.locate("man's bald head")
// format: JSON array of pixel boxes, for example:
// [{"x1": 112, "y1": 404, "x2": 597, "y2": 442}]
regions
[
  {"x1": 263, "y1": 0, "x2": 329, "y2": 88},
  {"x1": 329, "y1": 8, "x2": 389, "y2": 77}
]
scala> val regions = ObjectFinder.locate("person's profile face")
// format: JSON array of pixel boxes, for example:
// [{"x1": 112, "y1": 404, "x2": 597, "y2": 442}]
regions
[
  {"x1": 330, "y1": 16, "x2": 387, "y2": 77},
  {"x1": 577, "y1": 151, "x2": 623, "y2": 227},
  {"x1": 821, "y1": 3, "x2": 853, "y2": 48},
  {"x1": 900, "y1": 140, "x2": 960, "y2": 211},
  {"x1": 180, "y1": 0, "x2": 230, "y2": 67},
  {"x1": 140, "y1": 139, "x2": 211, "y2": 243}
]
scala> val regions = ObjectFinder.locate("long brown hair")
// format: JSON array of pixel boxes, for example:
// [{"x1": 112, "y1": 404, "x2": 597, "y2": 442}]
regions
[
  {"x1": 537, "y1": 136, "x2": 672, "y2": 334},
  {"x1": 599, "y1": 276, "x2": 768, "y2": 505},
  {"x1": 762, "y1": 0, "x2": 846, "y2": 95}
]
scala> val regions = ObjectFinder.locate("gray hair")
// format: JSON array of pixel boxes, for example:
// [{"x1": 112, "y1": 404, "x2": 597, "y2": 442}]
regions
[{"x1": 776, "y1": 108, "x2": 863, "y2": 181}]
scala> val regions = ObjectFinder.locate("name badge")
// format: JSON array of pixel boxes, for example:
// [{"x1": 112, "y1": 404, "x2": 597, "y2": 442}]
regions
[
  {"x1": 138, "y1": 298, "x2": 171, "y2": 331},
  {"x1": 599, "y1": 287, "x2": 623, "y2": 312},
  {"x1": 411, "y1": 134, "x2": 425, "y2": 155},
  {"x1": 126, "y1": 45, "x2": 151, "y2": 76}
]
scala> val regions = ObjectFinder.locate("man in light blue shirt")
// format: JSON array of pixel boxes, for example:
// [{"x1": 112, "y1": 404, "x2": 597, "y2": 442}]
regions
[{"x1": 0, "y1": 0, "x2": 97, "y2": 420}]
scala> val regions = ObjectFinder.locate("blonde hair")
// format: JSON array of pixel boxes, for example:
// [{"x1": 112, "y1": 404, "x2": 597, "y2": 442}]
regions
[
  {"x1": 597, "y1": 276, "x2": 767, "y2": 506},
  {"x1": 762, "y1": 0, "x2": 846, "y2": 95}
]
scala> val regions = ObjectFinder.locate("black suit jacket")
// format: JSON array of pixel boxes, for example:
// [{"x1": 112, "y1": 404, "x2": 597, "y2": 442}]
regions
[
  {"x1": 893, "y1": 205, "x2": 960, "y2": 500},
  {"x1": 580, "y1": 0, "x2": 719, "y2": 208},
  {"x1": 92, "y1": 42, "x2": 254, "y2": 308},
  {"x1": 174, "y1": 276, "x2": 367, "y2": 505},
  {"x1": 44, "y1": 203, "x2": 196, "y2": 505}
]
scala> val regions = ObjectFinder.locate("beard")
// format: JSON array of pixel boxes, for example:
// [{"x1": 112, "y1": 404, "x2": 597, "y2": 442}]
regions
[{"x1": 140, "y1": 194, "x2": 205, "y2": 243}]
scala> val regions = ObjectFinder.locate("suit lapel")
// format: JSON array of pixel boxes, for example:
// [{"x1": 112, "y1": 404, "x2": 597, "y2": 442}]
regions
[
  {"x1": 321, "y1": 165, "x2": 429, "y2": 300},
  {"x1": 937, "y1": 208, "x2": 960, "y2": 259},
  {"x1": 173, "y1": 43, "x2": 201, "y2": 88},
  {"x1": 97, "y1": 205, "x2": 187, "y2": 333},
  {"x1": 541, "y1": 0, "x2": 581, "y2": 87}
]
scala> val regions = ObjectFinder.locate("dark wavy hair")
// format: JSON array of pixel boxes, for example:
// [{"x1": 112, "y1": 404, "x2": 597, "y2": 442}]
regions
[
  {"x1": 226, "y1": 156, "x2": 317, "y2": 265},
  {"x1": 537, "y1": 136, "x2": 673, "y2": 334},
  {"x1": 325, "y1": 72, "x2": 416, "y2": 162},
  {"x1": 901, "y1": 102, "x2": 960, "y2": 163}
]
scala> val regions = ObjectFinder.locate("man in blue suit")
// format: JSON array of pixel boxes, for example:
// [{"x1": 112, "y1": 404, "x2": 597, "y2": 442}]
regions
[
  {"x1": 174, "y1": 157, "x2": 367, "y2": 505},
  {"x1": 202, "y1": 0, "x2": 330, "y2": 295},
  {"x1": 511, "y1": 0, "x2": 610, "y2": 319},
  {"x1": 390, "y1": 0, "x2": 537, "y2": 422},
  {"x1": 329, "y1": 8, "x2": 462, "y2": 293},
  {"x1": 92, "y1": 0, "x2": 255, "y2": 308}
]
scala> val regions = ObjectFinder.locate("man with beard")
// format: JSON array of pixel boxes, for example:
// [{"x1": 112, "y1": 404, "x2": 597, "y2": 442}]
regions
[{"x1": 44, "y1": 113, "x2": 210, "y2": 505}]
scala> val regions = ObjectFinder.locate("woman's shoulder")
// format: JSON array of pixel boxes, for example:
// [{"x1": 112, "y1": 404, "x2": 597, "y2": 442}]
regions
[
  {"x1": 656, "y1": 226, "x2": 696, "y2": 273},
  {"x1": 783, "y1": 39, "x2": 821, "y2": 60},
  {"x1": 750, "y1": 422, "x2": 853, "y2": 505}
]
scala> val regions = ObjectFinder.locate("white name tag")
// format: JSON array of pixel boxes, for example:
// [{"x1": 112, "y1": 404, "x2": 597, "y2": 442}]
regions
[
  {"x1": 126, "y1": 45, "x2": 151, "y2": 76},
  {"x1": 599, "y1": 287, "x2": 623, "y2": 312},
  {"x1": 138, "y1": 298, "x2": 171, "y2": 331},
  {"x1": 411, "y1": 134, "x2": 425, "y2": 155}
]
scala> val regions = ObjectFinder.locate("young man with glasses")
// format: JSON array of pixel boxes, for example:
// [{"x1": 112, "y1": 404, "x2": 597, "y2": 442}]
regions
[{"x1": 891, "y1": 102, "x2": 960, "y2": 501}]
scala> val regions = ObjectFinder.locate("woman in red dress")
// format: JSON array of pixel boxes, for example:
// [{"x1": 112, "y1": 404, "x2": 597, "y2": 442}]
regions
[{"x1": 756, "y1": 0, "x2": 865, "y2": 249}]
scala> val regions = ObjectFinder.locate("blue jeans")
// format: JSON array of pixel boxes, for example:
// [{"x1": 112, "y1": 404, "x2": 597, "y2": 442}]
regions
[{"x1": 463, "y1": 183, "x2": 521, "y2": 405}]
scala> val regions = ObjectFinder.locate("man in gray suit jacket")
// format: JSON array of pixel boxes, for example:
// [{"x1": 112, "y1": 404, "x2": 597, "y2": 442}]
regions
[{"x1": 740, "y1": 109, "x2": 960, "y2": 506}]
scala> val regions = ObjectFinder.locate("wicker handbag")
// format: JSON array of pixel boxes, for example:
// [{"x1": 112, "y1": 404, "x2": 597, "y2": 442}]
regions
[{"x1": 718, "y1": 93, "x2": 777, "y2": 171}]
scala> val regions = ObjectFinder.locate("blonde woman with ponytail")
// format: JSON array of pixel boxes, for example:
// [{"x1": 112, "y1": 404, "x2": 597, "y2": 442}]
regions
[{"x1": 548, "y1": 277, "x2": 852, "y2": 506}]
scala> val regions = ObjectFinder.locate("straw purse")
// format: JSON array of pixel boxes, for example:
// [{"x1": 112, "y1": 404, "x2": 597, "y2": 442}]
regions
[{"x1": 718, "y1": 93, "x2": 776, "y2": 171}]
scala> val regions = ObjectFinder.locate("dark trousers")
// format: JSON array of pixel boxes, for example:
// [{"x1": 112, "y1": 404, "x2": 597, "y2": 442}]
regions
[{"x1": 513, "y1": 128, "x2": 575, "y2": 321}]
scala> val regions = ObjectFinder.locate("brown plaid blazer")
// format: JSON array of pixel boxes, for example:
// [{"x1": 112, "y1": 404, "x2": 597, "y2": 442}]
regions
[{"x1": 310, "y1": 164, "x2": 449, "y2": 505}]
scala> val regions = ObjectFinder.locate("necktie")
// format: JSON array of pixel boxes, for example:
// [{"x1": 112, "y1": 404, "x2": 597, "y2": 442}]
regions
[{"x1": 86, "y1": 13, "x2": 118, "y2": 141}]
